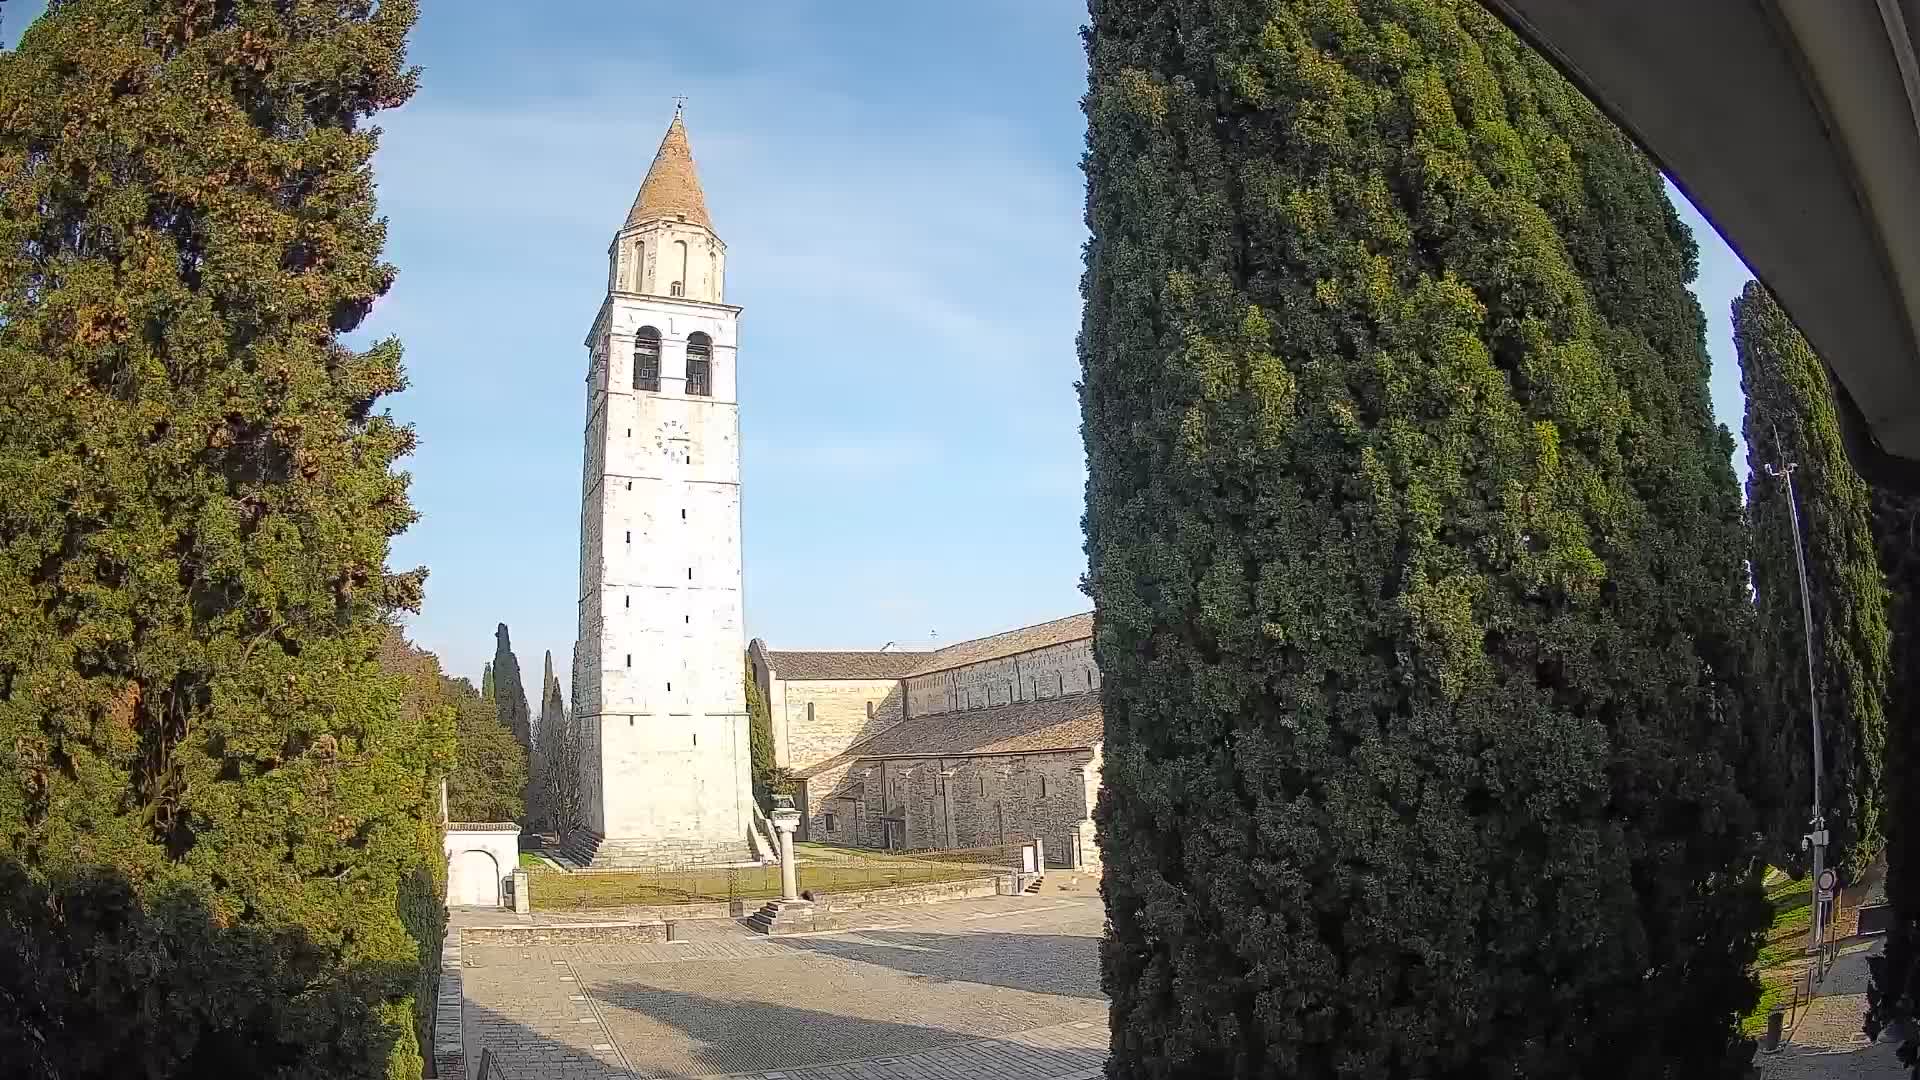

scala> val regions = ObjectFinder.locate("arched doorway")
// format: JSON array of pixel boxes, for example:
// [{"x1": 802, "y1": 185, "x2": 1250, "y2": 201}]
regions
[{"x1": 450, "y1": 849, "x2": 501, "y2": 908}]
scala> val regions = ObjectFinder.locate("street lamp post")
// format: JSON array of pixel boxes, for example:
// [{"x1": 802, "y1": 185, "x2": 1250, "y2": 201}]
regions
[{"x1": 1765, "y1": 443, "x2": 1829, "y2": 957}]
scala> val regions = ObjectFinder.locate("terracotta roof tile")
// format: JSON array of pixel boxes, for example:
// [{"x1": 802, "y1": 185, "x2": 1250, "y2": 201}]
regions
[
  {"x1": 765, "y1": 651, "x2": 927, "y2": 681},
  {"x1": 908, "y1": 612, "x2": 1093, "y2": 676},
  {"x1": 795, "y1": 691, "x2": 1103, "y2": 778},
  {"x1": 625, "y1": 112, "x2": 713, "y2": 231}
]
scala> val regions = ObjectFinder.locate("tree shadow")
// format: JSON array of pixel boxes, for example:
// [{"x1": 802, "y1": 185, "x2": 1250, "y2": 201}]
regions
[
  {"x1": 0, "y1": 857, "x2": 426, "y2": 1080},
  {"x1": 581, "y1": 986, "x2": 1099, "y2": 1079},
  {"x1": 780, "y1": 927, "x2": 1105, "y2": 1000}
]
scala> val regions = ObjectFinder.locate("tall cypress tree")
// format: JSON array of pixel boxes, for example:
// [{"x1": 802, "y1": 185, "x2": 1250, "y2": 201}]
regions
[
  {"x1": 491, "y1": 623, "x2": 531, "y2": 749},
  {"x1": 1865, "y1": 494, "x2": 1920, "y2": 1067},
  {"x1": 0, "y1": 2, "x2": 444, "y2": 1076},
  {"x1": 746, "y1": 658, "x2": 774, "y2": 810},
  {"x1": 481, "y1": 661, "x2": 496, "y2": 702},
  {"x1": 1735, "y1": 281, "x2": 1889, "y2": 879},
  {"x1": 1080, "y1": 2, "x2": 1764, "y2": 1076},
  {"x1": 530, "y1": 651, "x2": 575, "y2": 835}
]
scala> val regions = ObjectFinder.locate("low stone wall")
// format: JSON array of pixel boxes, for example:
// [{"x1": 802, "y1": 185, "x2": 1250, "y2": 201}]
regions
[
  {"x1": 433, "y1": 927, "x2": 465, "y2": 1080},
  {"x1": 461, "y1": 922, "x2": 672, "y2": 946},
  {"x1": 805, "y1": 875, "x2": 1000, "y2": 911}
]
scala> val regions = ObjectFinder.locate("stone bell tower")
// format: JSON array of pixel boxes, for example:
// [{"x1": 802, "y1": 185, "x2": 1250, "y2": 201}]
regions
[{"x1": 567, "y1": 107, "x2": 757, "y2": 868}]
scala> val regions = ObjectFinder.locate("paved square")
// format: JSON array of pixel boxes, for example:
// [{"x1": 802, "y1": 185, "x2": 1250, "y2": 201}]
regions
[{"x1": 462, "y1": 893, "x2": 1108, "y2": 1079}]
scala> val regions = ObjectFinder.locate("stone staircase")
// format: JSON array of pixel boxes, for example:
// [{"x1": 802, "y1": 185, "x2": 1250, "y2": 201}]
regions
[{"x1": 745, "y1": 897, "x2": 818, "y2": 935}]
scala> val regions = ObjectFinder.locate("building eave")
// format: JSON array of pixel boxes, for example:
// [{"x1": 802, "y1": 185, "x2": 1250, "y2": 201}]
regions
[{"x1": 1476, "y1": 0, "x2": 1920, "y2": 489}]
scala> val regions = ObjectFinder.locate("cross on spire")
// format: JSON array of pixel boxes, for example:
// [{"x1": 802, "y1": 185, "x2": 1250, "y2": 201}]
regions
[{"x1": 673, "y1": 94, "x2": 688, "y2": 116}]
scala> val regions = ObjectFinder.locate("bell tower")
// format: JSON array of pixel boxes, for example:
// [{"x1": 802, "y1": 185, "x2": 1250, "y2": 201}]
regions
[{"x1": 570, "y1": 107, "x2": 756, "y2": 867}]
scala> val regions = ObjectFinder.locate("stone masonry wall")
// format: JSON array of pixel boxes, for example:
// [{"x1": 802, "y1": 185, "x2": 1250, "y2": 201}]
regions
[
  {"x1": 904, "y1": 638, "x2": 1101, "y2": 718},
  {"x1": 775, "y1": 679, "x2": 905, "y2": 772},
  {"x1": 808, "y1": 749, "x2": 1099, "y2": 865}
]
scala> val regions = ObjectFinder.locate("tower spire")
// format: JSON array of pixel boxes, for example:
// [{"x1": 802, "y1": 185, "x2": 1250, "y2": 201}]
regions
[{"x1": 625, "y1": 107, "x2": 712, "y2": 231}]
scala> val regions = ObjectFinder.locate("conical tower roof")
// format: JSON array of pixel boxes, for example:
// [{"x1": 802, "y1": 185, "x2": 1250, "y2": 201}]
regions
[{"x1": 625, "y1": 110, "x2": 713, "y2": 231}]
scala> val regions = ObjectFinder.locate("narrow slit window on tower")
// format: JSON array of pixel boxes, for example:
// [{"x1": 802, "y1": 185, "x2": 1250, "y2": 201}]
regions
[
  {"x1": 625, "y1": 654, "x2": 631, "y2": 667},
  {"x1": 625, "y1": 531, "x2": 631, "y2": 543},
  {"x1": 806, "y1": 702, "x2": 815, "y2": 723},
  {"x1": 1040, "y1": 776, "x2": 1049, "y2": 798},
  {"x1": 687, "y1": 567, "x2": 693, "y2": 580},
  {"x1": 979, "y1": 776, "x2": 986, "y2": 797},
  {"x1": 626, "y1": 481, "x2": 632, "y2": 490},
  {"x1": 667, "y1": 681, "x2": 672, "y2": 692},
  {"x1": 680, "y1": 508, "x2": 686, "y2": 520},
  {"x1": 634, "y1": 326, "x2": 662, "y2": 391},
  {"x1": 685, "y1": 332, "x2": 713, "y2": 397},
  {"x1": 624, "y1": 595, "x2": 630, "y2": 608},
  {"x1": 866, "y1": 701, "x2": 875, "y2": 719}
]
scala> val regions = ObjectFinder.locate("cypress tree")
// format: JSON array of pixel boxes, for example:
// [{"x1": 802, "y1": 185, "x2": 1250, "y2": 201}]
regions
[
  {"x1": 0, "y1": 2, "x2": 444, "y2": 1075},
  {"x1": 746, "y1": 658, "x2": 774, "y2": 810},
  {"x1": 527, "y1": 650, "x2": 571, "y2": 832},
  {"x1": 481, "y1": 661, "x2": 496, "y2": 702},
  {"x1": 1735, "y1": 281, "x2": 1889, "y2": 879},
  {"x1": 431, "y1": 643, "x2": 525, "y2": 825},
  {"x1": 1080, "y1": 2, "x2": 1764, "y2": 1076},
  {"x1": 1865, "y1": 494, "x2": 1920, "y2": 1065},
  {"x1": 491, "y1": 623, "x2": 531, "y2": 749}
]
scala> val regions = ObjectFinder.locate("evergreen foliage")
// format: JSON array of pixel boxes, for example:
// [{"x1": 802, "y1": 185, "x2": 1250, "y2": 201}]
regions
[
  {"x1": 0, "y1": 858, "x2": 426, "y2": 1079},
  {"x1": 1865, "y1": 493, "x2": 1920, "y2": 1069},
  {"x1": 1079, "y1": 1, "x2": 1765, "y2": 1075},
  {"x1": 528, "y1": 650, "x2": 577, "y2": 834},
  {"x1": 481, "y1": 662, "x2": 495, "y2": 702},
  {"x1": 0, "y1": 2, "x2": 441, "y2": 1075},
  {"x1": 746, "y1": 657, "x2": 775, "y2": 810},
  {"x1": 491, "y1": 623, "x2": 532, "y2": 749},
  {"x1": 1735, "y1": 281, "x2": 1889, "y2": 878}
]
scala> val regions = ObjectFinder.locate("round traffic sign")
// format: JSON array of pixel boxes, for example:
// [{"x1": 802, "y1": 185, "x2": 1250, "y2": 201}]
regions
[{"x1": 1817, "y1": 868, "x2": 1838, "y2": 894}]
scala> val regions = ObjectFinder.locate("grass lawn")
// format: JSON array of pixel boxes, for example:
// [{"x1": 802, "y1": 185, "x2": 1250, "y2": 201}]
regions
[
  {"x1": 1741, "y1": 869, "x2": 1815, "y2": 1036},
  {"x1": 530, "y1": 850, "x2": 1005, "y2": 911},
  {"x1": 518, "y1": 851, "x2": 550, "y2": 870}
]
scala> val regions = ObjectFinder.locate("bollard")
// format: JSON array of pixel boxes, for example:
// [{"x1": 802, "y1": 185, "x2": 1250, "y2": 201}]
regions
[{"x1": 1764, "y1": 1009, "x2": 1784, "y2": 1053}]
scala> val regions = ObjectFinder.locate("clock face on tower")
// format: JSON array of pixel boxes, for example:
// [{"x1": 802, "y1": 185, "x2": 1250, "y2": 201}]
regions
[{"x1": 654, "y1": 419, "x2": 691, "y2": 465}]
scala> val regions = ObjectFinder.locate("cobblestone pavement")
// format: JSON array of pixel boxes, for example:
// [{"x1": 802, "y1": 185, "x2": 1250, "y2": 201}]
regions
[
  {"x1": 1759, "y1": 940, "x2": 1907, "y2": 1080},
  {"x1": 462, "y1": 892, "x2": 1107, "y2": 1079}
]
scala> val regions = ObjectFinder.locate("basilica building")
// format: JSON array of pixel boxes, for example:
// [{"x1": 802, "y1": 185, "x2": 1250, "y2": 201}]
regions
[{"x1": 568, "y1": 109, "x2": 1104, "y2": 871}]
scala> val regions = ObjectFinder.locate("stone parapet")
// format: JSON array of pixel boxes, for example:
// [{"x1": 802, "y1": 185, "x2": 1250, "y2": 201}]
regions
[
  {"x1": 433, "y1": 928, "x2": 465, "y2": 1080},
  {"x1": 462, "y1": 922, "x2": 672, "y2": 946}
]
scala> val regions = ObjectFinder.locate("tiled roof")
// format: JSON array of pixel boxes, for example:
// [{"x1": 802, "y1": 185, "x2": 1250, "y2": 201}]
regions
[
  {"x1": 795, "y1": 691, "x2": 1103, "y2": 778},
  {"x1": 908, "y1": 612, "x2": 1093, "y2": 676},
  {"x1": 625, "y1": 111, "x2": 713, "y2": 231},
  {"x1": 765, "y1": 650, "x2": 928, "y2": 681}
]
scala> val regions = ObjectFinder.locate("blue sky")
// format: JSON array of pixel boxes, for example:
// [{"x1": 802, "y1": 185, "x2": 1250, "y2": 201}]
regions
[{"x1": 6, "y1": 2, "x2": 1757, "y2": 686}]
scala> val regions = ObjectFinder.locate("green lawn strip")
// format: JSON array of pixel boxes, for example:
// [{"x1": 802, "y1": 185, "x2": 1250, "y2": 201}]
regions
[
  {"x1": 528, "y1": 860, "x2": 992, "y2": 911},
  {"x1": 1738, "y1": 869, "x2": 1816, "y2": 1034},
  {"x1": 518, "y1": 851, "x2": 551, "y2": 870}
]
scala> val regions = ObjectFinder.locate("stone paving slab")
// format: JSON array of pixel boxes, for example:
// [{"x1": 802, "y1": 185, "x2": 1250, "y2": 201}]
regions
[{"x1": 463, "y1": 894, "x2": 1106, "y2": 1080}]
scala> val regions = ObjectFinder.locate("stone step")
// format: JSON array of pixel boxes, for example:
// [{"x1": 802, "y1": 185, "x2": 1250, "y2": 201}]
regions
[{"x1": 745, "y1": 898, "x2": 818, "y2": 935}]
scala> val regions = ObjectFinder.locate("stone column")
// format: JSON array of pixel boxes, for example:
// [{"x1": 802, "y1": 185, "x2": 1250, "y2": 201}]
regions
[{"x1": 772, "y1": 802, "x2": 802, "y2": 901}]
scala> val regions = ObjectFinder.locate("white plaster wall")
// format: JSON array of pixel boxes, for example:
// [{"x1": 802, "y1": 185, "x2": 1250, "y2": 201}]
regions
[
  {"x1": 445, "y1": 827, "x2": 519, "y2": 909},
  {"x1": 905, "y1": 639, "x2": 1101, "y2": 718}
]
